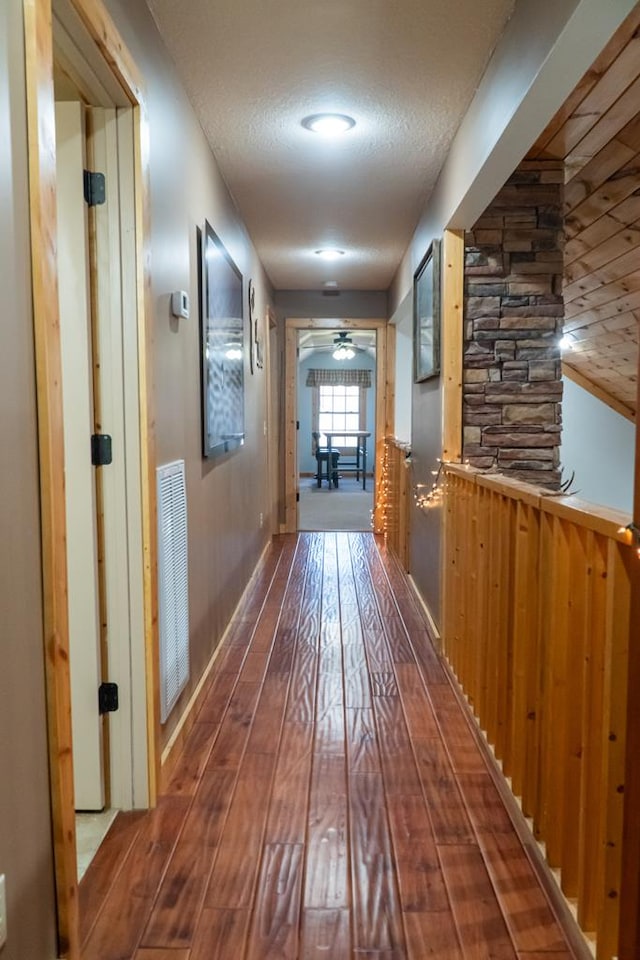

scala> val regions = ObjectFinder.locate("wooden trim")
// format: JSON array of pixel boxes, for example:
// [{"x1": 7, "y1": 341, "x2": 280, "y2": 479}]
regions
[
  {"x1": 25, "y1": 0, "x2": 157, "y2": 952},
  {"x1": 598, "y1": 540, "x2": 632, "y2": 959},
  {"x1": 373, "y1": 323, "x2": 389, "y2": 534},
  {"x1": 286, "y1": 317, "x2": 387, "y2": 331},
  {"x1": 619, "y1": 550, "x2": 640, "y2": 960},
  {"x1": 618, "y1": 342, "x2": 640, "y2": 960},
  {"x1": 563, "y1": 361, "x2": 636, "y2": 423},
  {"x1": 263, "y1": 305, "x2": 277, "y2": 535},
  {"x1": 85, "y1": 105, "x2": 113, "y2": 807},
  {"x1": 635, "y1": 346, "x2": 640, "y2": 525},
  {"x1": 284, "y1": 326, "x2": 298, "y2": 533},
  {"x1": 115, "y1": 107, "x2": 150, "y2": 807},
  {"x1": 441, "y1": 229, "x2": 464, "y2": 462},
  {"x1": 384, "y1": 321, "x2": 396, "y2": 439},
  {"x1": 540, "y1": 493, "x2": 631, "y2": 542},
  {"x1": 24, "y1": 1, "x2": 79, "y2": 955},
  {"x1": 444, "y1": 464, "x2": 631, "y2": 540},
  {"x1": 527, "y1": 3, "x2": 640, "y2": 161},
  {"x1": 132, "y1": 101, "x2": 161, "y2": 806},
  {"x1": 61, "y1": 0, "x2": 144, "y2": 105},
  {"x1": 283, "y1": 318, "x2": 390, "y2": 534}
]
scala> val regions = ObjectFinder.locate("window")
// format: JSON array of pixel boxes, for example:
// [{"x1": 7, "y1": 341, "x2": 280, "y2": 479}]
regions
[{"x1": 317, "y1": 384, "x2": 360, "y2": 446}]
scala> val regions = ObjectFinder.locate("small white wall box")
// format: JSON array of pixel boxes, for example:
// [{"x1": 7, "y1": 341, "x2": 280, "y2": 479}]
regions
[{"x1": 171, "y1": 290, "x2": 190, "y2": 320}]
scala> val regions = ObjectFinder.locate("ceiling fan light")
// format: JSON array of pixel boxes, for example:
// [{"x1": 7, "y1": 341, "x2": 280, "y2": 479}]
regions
[
  {"x1": 302, "y1": 113, "x2": 356, "y2": 136},
  {"x1": 332, "y1": 332, "x2": 355, "y2": 360},
  {"x1": 333, "y1": 345, "x2": 355, "y2": 360}
]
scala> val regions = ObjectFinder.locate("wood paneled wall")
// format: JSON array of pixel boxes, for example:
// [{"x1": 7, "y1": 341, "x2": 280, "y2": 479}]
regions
[
  {"x1": 529, "y1": 4, "x2": 640, "y2": 418},
  {"x1": 442, "y1": 463, "x2": 637, "y2": 959}
]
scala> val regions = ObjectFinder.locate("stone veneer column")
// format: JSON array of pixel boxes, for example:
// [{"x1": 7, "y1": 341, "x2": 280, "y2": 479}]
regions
[{"x1": 463, "y1": 161, "x2": 564, "y2": 489}]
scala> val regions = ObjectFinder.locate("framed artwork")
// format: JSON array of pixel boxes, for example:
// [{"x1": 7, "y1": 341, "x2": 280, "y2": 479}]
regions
[
  {"x1": 199, "y1": 220, "x2": 245, "y2": 458},
  {"x1": 413, "y1": 239, "x2": 441, "y2": 382},
  {"x1": 248, "y1": 279, "x2": 264, "y2": 374}
]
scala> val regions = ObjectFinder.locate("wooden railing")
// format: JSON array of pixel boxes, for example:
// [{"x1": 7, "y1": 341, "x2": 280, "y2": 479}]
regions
[
  {"x1": 442, "y1": 463, "x2": 636, "y2": 959},
  {"x1": 379, "y1": 437, "x2": 411, "y2": 568}
]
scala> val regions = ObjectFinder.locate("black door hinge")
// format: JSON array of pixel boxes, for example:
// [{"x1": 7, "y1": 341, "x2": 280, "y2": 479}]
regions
[
  {"x1": 296, "y1": 491, "x2": 300, "y2": 502},
  {"x1": 91, "y1": 434, "x2": 112, "y2": 466},
  {"x1": 296, "y1": 420, "x2": 300, "y2": 430},
  {"x1": 83, "y1": 170, "x2": 106, "y2": 207},
  {"x1": 98, "y1": 682, "x2": 119, "y2": 715}
]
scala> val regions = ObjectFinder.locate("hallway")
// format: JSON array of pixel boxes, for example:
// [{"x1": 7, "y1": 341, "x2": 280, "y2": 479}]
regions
[{"x1": 79, "y1": 533, "x2": 580, "y2": 959}]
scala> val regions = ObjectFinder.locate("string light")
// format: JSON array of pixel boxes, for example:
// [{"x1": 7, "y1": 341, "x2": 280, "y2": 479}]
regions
[
  {"x1": 414, "y1": 458, "x2": 446, "y2": 510},
  {"x1": 618, "y1": 522, "x2": 640, "y2": 559},
  {"x1": 378, "y1": 439, "x2": 411, "y2": 543}
]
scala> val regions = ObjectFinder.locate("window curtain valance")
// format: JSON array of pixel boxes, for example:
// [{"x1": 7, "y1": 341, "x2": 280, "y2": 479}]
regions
[{"x1": 306, "y1": 368, "x2": 372, "y2": 388}]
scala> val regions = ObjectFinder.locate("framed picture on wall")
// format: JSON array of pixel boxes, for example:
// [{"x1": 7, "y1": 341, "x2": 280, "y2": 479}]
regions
[
  {"x1": 413, "y1": 239, "x2": 441, "y2": 382},
  {"x1": 199, "y1": 220, "x2": 245, "y2": 458}
]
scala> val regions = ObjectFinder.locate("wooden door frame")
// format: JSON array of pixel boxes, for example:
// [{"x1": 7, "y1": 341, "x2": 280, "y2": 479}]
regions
[
  {"x1": 283, "y1": 317, "x2": 394, "y2": 534},
  {"x1": 24, "y1": 0, "x2": 159, "y2": 956}
]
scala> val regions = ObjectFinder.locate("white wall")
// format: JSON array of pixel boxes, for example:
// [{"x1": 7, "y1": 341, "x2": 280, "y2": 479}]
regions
[
  {"x1": 562, "y1": 377, "x2": 635, "y2": 514},
  {"x1": 390, "y1": 293, "x2": 412, "y2": 443}
]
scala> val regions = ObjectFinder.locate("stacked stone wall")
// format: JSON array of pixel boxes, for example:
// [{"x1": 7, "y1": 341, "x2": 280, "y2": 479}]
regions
[{"x1": 463, "y1": 161, "x2": 564, "y2": 489}]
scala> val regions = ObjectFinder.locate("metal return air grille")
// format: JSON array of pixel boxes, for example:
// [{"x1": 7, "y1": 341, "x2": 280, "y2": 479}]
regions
[{"x1": 156, "y1": 460, "x2": 189, "y2": 723}]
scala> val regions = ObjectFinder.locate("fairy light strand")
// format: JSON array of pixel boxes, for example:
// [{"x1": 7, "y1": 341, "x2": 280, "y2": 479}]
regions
[
  {"x1": 414, "y1": 458, "x2": 446, "y2": 510},
  {"x1": 617, "y1": 522, "x2": 640, "y2": 560}
]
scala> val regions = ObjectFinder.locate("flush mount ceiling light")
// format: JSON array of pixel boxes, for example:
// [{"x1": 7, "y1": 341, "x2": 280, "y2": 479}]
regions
[
  {"x1": 315, "y1": 248, "x2": 345, "y2": 261},
  {"x1": 559, "y1": 332, "x2": 576, "y2": 351},
  {"x1": 333, "y1": 332, "x2": 355, "y2": 361},
  {"x1": 302, "y1": 113, "x2": 356, "y2": 136}
]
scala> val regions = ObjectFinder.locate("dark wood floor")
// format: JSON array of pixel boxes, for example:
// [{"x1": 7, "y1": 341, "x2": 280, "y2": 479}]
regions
[{"x1": 79, "y1": 532, "x2": 581, "y2": 960}]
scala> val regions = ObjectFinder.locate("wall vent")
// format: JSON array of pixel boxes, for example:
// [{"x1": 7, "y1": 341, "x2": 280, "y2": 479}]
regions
[{"x1": 156, "y1": 460, "x2": 189, "y2": 723}]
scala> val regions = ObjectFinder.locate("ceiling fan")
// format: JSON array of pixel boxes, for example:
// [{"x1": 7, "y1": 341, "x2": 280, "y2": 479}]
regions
[{"x1": 333, "y1": 332, "x2": 356, "y2": 361}]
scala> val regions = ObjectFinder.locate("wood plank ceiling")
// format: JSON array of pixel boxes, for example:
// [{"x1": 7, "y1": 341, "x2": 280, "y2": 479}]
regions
[{"x1": 528, "y1": 5, "x2": 640, "y2": 420}]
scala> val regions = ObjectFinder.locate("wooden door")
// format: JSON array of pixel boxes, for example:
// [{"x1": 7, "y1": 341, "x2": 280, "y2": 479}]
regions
[{"x1": 55, "y1": 100, "x2": 105, "y2": 810}]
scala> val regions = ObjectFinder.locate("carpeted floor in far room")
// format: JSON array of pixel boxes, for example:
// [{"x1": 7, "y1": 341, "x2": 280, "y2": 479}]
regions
[{"x1": 298, "y1": 474, "x2": 374, "y2": 531}]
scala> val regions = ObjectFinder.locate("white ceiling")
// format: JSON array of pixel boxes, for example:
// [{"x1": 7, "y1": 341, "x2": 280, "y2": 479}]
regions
[{"x1": 146, "y1": 0, "x2": 515, "y2": 291}]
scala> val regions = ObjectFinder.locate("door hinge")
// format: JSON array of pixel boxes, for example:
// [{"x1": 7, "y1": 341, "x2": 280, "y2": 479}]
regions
[
  {"x1": 296, "y1": 491, "x2": 300, "y2": 502},
  {"x1": 296, "y1": 420, "x2": 300, "y2": 430},
  {"x1": 83, "y1": 170, "x2": 106, "y2": 207},
  {"x1": 98, "y1": 682, "x2": 119, "y2": 715},
  {"x1": 91, "y1": 433, "x2": 112, "y2": 466}
]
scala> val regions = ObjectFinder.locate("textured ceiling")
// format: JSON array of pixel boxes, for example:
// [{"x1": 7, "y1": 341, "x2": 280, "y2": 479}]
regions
[{"x1": 146, "y1": 0, "x2": 515, "y2": 291}]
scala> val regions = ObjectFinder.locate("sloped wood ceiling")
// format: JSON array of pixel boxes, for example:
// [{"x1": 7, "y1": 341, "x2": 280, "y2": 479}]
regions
[{"x1": 528, "y1": 6, "x2": 640, "y2": 420}]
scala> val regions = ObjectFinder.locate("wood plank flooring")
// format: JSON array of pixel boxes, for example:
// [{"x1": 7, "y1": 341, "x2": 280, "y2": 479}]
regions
[{"x1": 79, "y1": 533, "x2": 581, "y2": 960}]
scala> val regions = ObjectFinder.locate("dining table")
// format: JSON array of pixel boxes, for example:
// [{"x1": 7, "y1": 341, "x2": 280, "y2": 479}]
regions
[{"x1": 323, "y1": 430, "x2": 371, "y2": 490}]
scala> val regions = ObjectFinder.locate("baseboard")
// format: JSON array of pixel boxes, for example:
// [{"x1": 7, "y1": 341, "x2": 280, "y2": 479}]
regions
[
  {"x1": 159, "y1": 538, "x2": 272, "y2": 789},
  {"x1": 406, "y1": 574, "x2": 442, "y2": 651}
]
